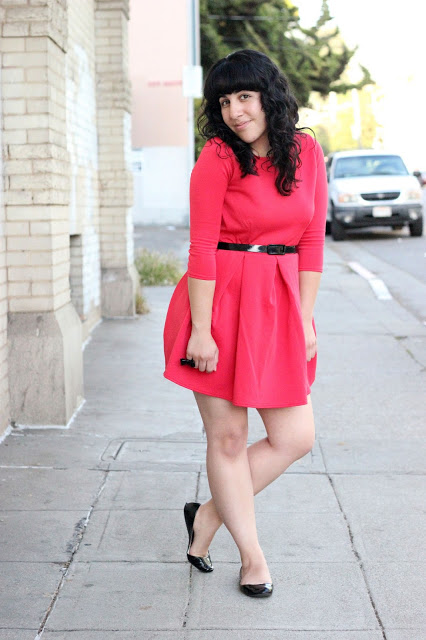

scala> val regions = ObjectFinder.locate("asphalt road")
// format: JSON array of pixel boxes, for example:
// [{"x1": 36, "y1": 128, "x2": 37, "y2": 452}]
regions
[
  {"x1": 329, "y1": 227, "x2": 425, "y2": 282},
  {"x1": 325, "y1": 189, "x2": 426, "y2": 324}
]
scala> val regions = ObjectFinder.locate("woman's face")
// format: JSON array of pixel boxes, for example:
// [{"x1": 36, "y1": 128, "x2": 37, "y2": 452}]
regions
[{"x1": 219, "y1": 90, "x2": 269, "y2": 155}]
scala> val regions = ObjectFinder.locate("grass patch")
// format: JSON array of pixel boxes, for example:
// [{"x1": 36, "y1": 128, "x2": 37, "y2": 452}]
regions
[
  {"x1": 135, "y1": 289, "x2": 150, "y2": 315},
  {"x1": 135, "y1": 248, "x2": 183, "y2": 286}
]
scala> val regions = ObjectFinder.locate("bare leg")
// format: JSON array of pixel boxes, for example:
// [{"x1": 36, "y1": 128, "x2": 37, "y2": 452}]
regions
[
  {"x1": 192, "y1": 392, "x2": 271, "y2": 584},
  {"x1": 190, "y1": 395, "x2": 315, "y2": 579}
]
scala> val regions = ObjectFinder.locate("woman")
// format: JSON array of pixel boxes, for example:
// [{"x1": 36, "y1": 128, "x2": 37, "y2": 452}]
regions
[{"x1": 163, "y1": 49, "x2": 327, "y2": 597}]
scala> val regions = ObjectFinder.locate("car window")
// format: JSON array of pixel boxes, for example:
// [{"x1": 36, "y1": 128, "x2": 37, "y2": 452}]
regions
[{"x1": 334, "y1": 155, "x2": 409, "y2": 178}]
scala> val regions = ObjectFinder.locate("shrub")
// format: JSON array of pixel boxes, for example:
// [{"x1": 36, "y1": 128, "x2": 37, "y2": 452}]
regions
[
  {"x1": 134, "y1": 248, "x2": 183, "y2": 286},
  {"x1": 135, "y1": 289, "x2": 150, "y2": 315}
]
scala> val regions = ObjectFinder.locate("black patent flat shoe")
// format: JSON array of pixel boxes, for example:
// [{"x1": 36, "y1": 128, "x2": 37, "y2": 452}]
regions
[
  {"x1": 184, "y1": 502, "x2": 214, "y2": 572},
  {"x1": 239, "y1": 566, "x2": 273, "y2": 597}
]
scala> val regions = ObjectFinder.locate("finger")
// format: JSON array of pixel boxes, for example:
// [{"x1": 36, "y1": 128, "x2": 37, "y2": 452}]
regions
[
  {"x1": 307, "y1": 345, "x2": 317, "y2": 361},
  {"x1": 198, "y1": 360, "x2": 206, "y2": 372}
]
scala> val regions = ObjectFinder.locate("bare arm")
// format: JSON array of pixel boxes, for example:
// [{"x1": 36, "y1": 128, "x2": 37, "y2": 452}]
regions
[
  {"x1": 297, "y1": 141, "x2": 327, "y2": 362},
  {"x1": 186, "y1": 277, "x2": 219, "y2": 373},
  {"x1": 299, "y1": 271, "x2": 322, "y2": 361}
]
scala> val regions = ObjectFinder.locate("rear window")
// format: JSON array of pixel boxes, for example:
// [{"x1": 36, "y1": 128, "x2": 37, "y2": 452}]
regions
[{"x1": 334, "y1": 155, "x2": 408, "y2": 178}]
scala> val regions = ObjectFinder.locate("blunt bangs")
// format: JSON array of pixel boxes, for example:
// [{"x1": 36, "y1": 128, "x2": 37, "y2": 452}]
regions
[{"x1": 204, "y1": 57, "x2": 265, "y2": 105}]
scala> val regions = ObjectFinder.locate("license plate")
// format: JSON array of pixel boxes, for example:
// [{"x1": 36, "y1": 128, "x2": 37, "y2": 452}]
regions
[{"x1": 372, "y1": 206, "x2": 392, "y2": 217}]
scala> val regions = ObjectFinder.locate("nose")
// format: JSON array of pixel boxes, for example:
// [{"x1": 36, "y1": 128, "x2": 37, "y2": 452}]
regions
[{"x1": 229, "y1": 97, "x2": 244, "y2": 122}]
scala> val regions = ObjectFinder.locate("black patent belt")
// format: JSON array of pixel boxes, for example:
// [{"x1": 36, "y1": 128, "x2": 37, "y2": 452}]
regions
[{"x1": 217, "y1": 241, "x2": 297, "y2": 255}]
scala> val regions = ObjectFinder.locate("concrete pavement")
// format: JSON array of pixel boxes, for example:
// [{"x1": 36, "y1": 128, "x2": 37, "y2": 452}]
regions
[{"x1": 0, "y1": 237, "x2": 425, "y2": 639}]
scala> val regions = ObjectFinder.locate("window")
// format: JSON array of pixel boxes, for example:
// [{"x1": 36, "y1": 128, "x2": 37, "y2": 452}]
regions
[{"x1": 334, "y1": 155, "x2": 408, "y2": 179}]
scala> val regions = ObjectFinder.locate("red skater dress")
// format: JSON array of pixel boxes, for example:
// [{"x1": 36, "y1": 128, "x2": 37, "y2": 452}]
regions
[{"x1": 163, "y1": 133, "x2": 328, "y2": 408}]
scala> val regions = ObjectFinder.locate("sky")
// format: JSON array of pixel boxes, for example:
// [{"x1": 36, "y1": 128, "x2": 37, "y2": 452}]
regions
[{"x1": 297, "y1": 0, "x2": 426, "y2": 169}]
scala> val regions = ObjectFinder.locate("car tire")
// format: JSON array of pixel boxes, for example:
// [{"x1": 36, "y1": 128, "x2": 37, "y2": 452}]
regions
[
  {"x1": 325, "y1": 220, "x2": 331, "y2": 235},
  {"x1": 409, "y1": 217, "x2": 423, "y2": 237},
  {"x1": 331, "y1": 218, "x2": 346, "y2": 241}
]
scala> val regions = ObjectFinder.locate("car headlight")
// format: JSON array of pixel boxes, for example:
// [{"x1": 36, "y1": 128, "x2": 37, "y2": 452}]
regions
[
  {"x1": 406, "y1": 188, "x2": 422, "y2": 201},
  {"x1": 337, "y1": 192, "x2": 358, "y2": 203}
]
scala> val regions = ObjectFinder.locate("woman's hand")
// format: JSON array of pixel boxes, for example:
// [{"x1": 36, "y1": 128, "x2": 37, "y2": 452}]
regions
[
  {"x1": 186, "y1": 328, "x2": 219, "y2": 373},
  {"x1": 303, "y1": 319, "x2": 317, "y2": 362}
]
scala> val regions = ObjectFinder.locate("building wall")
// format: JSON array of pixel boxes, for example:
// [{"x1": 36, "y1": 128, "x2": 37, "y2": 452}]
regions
[
  {"x1": 96, "y1": 0, "x2": 138, "y2": 315},
  {"x1": 0, "y1": 58, "x2": 9, "y2": 432},
  {"x1": 129, "y1": 0, "x2": 188, "y2": 148},
  {"x1": 66, "y1": 0, "x2": 101, "y2": 336},
  {"x1": 128, "y1": 0, "x2": 192, "y2": 226},
  {"x1": 0, "y1": 0, "x2": 136, "y2": 435},
  {"x1": 132, "y1": 146, "x2": 189, "y2": 226}
]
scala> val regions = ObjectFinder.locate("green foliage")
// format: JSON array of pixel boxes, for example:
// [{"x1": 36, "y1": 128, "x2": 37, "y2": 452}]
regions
[
  {"x1": 318, "y1": 87, "x2": 379, "y2": 153},
  {"x1": 194, "y1": 97, "x2": 205, "y2": 159},
  {"x1": 358, "y1": 89, "x2": 379, "y2": 149},
  {"x1": 199, "y1": 0, "x2": 373, "y2": 107},
  {"x1": 135, "y1": 289, "x2": 150, "y2": 315},
  {"x1": 134, "y1": 249, "x2": 184, "y2": 286},
  {"x1": 313, "y1": 124, "x2": 331, "y2": 156}
]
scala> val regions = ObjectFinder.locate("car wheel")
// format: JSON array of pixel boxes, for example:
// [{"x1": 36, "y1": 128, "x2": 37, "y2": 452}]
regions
[
  {"x1": 409, "y1": 217, "x2": 423, "y2": 237},
  {"x1": 331, "y1": 218, "x2": 346, "y2": 241},
  {"x1": 325, "y1": 220, "x2": 331, "y2": 235}
]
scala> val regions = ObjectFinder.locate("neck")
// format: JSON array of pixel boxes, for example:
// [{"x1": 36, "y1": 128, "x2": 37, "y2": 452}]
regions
[
  {"x1": 250, "y1": 138, "x2": 271, "y2": 158},
  {"x1": 251, "y1": 147, "x2": 271, "y2": 158}
]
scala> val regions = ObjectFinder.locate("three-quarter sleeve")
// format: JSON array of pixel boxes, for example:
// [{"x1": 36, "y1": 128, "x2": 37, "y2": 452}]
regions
[
  {"x1": 297, "y1": 141, "x2": 328, "y2": 272},
  {"x1": 187, "y1": 139, "x2": 233, "y2": 280}
]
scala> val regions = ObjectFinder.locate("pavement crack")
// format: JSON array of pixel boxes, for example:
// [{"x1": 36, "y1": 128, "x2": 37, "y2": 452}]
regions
[
  {"x1": 322, "y1": 463, "x2": 388, "y2": 639},
  {"x1": 34, "y1": 467, "x2": 110, "y2": 639},
  {"x1": 194, "y1": 467, "x2": 202, "y2": 501},
  {"x1": 181, "y1": 466, "x2": 203, "y2": 631},
  {"x1": 96, "y1": 509, "x2": 112, "y2": 550},
  {"x1": 394, "y1": 335, "x2": 426, "y2": 371},
  {"x1": 182, "y1": 563, "x2": 195, "y2": 631}
]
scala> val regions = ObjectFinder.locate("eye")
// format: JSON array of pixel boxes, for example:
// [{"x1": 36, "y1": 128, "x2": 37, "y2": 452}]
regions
[
  {"x1": 240, "y1": 94, "x2": 250, "y2": 100},
  {"x1": 220, "y1": 98, "x2": 229, "y2": 108}
]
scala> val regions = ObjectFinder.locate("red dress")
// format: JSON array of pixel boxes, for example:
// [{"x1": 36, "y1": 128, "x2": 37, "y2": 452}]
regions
[{"x1": 163, "y1": 134, "x2": 328, "y2": 408}]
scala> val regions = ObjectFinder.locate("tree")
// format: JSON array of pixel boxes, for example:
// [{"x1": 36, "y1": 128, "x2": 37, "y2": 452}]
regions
[{"x1": 199, "y1": 0, "x2": 373, "y2": 107}]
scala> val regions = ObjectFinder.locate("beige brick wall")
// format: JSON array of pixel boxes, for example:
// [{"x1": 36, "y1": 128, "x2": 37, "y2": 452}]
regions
[
  {"x1": 66, "y1": 0, "x2": 101, "y2": 331},
  {"x1": 0, "y1": 0, "x2": 136, "y2": 431},
  {"x1": 2, "y1": 27, "x2": 71, "y2": 314},
  {"x1": 95, "y1": 0, "x2": 134, "y2": 271},
  {"x1": 1, "y1": 0, "x2": 67, "y2": 49},
  {"x1": 0, "y1": 57, "x2": 10, "y2": 433}
]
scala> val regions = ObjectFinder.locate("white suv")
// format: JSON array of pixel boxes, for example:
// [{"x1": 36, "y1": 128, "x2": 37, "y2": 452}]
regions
[{"x1": 326, "y1": 150, "x2": 423, "y2": 240}]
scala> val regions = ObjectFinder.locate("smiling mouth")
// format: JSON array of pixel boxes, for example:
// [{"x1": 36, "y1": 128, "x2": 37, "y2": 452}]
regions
[{"x1": 234, "y1": 121, "x2": 250, "y2": 130}]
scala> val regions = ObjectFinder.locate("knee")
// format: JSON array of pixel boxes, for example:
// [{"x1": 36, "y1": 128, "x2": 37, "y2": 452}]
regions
[
  {"x1": 270, "y1": 429, "x2": 315, "y2": 461},
  {"x1": 207, "y1": 425, "x2": 247, "y2": 459},
  {"x1": 296, "y1": 432, "x2": 315, "y2": 459}
]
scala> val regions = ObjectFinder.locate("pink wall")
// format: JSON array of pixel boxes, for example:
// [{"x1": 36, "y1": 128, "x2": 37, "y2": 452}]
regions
[{"x1": 129, "y1": 0, "x2": 189, "y2": 147}]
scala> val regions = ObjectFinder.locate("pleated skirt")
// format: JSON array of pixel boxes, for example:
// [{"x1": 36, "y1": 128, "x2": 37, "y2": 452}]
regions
[{"x1": 163, "y1": 250, "x2": 316, "y2": 408}]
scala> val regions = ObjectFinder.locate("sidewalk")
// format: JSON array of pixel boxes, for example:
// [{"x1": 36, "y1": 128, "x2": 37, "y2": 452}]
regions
[{"x1": 0, "y1": 241, "x2": 425, "y2": 639}]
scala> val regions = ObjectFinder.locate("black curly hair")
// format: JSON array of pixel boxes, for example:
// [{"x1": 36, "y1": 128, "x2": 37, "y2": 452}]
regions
[{"x1": 198, "y1": 49, "x2": 311, "y2": 196}]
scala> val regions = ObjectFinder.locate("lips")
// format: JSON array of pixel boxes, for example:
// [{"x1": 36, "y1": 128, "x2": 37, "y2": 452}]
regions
[{"x1": 234, "y1": 120, "x2": 251, "y2": 130}]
